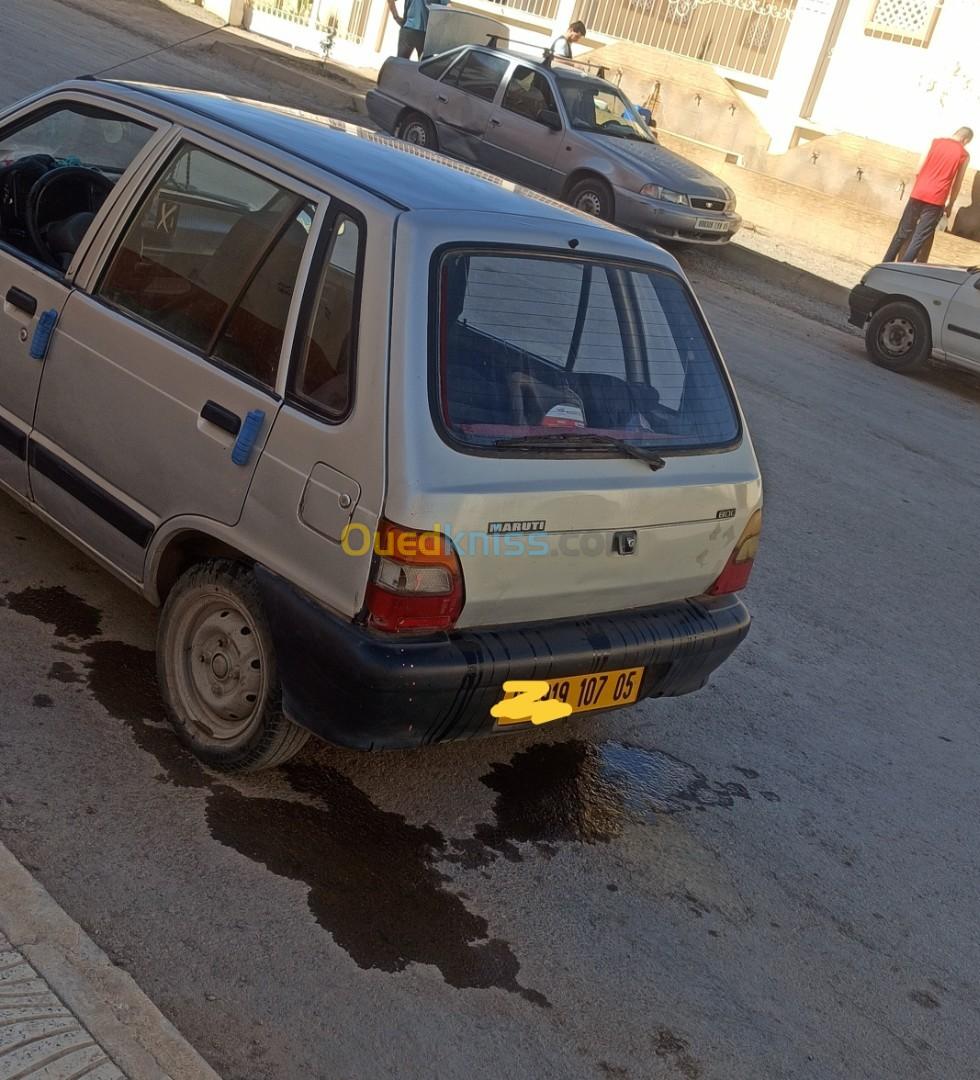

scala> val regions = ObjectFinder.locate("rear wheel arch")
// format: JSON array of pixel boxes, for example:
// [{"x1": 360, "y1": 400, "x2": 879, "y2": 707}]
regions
[
  {"x1": 395, "y1": 109, "x2": 438, "y2": 149},
  {"x1": 150, "y1": 529, "x2": 253, "y2": 606}
]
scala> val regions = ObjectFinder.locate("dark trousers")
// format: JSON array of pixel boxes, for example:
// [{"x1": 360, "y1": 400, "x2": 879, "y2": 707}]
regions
[
  {"x1": 397, "y1": 26, "x2": 426, "y2": 59},
  {"x1": 883, "y1": 198, "x2": 944, "y2": 263}
]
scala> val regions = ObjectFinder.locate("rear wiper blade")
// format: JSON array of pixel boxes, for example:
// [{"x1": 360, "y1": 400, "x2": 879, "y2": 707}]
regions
[{"x1": 495, "y1": 433, "x2": 666, "y2": 471}]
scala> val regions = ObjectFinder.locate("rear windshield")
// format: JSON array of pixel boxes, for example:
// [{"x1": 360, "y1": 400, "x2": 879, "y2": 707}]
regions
[{"x1": 434, "y1": 251, "x2": 740, "y2": 453}]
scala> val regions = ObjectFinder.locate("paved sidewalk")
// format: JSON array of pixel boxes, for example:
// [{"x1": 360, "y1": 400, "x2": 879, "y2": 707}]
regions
[{"x1": 0, "y1": 843, "x2": 219, "y2": 1080}]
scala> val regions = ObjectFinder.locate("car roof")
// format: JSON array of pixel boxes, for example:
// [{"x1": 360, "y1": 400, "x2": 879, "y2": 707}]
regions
[
  {"x1": 68, "y1": 79, "x2": 598, "y2": 224},
  {"x1": 445, "y1": 44, "x2": 618, "y2": 87}
]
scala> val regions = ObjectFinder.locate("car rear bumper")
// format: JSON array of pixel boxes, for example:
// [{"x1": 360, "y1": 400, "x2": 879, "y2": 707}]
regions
[
  {"x1": 848, "y1": 283, "x2": 886, "y2": 327},
  {"x1": 254, "y1": 565, "x2": 751, "y2": 750},
  {"x1": 365, "y1": 89, "x2": 402, "y2": 134},
  {"x1": 616, "y1": 188, "x2": 741, "y2": 244}
]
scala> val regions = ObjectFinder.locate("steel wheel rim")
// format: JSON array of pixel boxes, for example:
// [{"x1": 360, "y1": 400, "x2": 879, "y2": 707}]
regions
[
  {"x1": 575, "y1": 189, "x2": 604, "y2": 216},
  {"x1": 878, "y1": 317, "x2": 915, "y2": 357},
  {"x1": 171, "y1": 593, "x2": 267, "y2": 741},
  {"x1": 403, "y1": 121, "x2": 429, "y2": 146}
]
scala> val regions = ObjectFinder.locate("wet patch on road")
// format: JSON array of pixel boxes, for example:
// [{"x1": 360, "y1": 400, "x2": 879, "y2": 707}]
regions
[
  {"x1": 13, "y1": 589, "x2": 547, "y2": 1004},
  {"x1": 653, "y1": 1029, "x2": 701, "y2": 1079},
  {"x1": 207, "y1": 763, "x2": 548, "y2": 1006},
  {"x1": 48, "y1": 660, "x2": 84, "y2": 684},
  {"x1": 3, "y1": 585, "x2": 102, "y2": 639},
  {"x1": 447, "y1": 740, "x2": 768, "y2": 866},
  {"x1": 13, "y1": 583, "x2": 775, "y2": 1011}
]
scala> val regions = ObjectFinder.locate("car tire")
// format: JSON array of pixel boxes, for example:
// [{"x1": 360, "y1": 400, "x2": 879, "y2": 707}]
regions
[
  {"x1": 157, "y1": 559, "x2": 310, "y2": 773},
  {"x1": 566, "y1": 176, "x2": 614, "y2": 221},
  {"x1": 396, "y1": 111, "x2": 437, "y2": 149},
  {"x1": 865, "y1": 300, "x2": 932, "y2": 373}
]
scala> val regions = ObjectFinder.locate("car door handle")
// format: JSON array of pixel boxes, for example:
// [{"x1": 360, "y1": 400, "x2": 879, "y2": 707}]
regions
[
  {"x1": 5, "y1": 287, "x2": 37, "y2": 317},
  {"x1": 488, "y1": 117, "x2": 501, "y2": 127},
  {"x1": 200, "y1": 400, "x2": 241, "y2": 435},
  {"x1": 436, "y1": 94, "x2": 448, "y2": 103}
]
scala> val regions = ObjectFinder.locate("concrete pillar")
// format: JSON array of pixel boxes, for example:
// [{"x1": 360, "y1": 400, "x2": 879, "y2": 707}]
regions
[
  {"x1": 551, "y1": 0, "x2": 577, "y2": 40},
  {"x1": 202, "y1": 0, "x2": 245, "y2": 25},
  {"x1": 765, "y1": 0, "x2": 836, "y2": 153}
]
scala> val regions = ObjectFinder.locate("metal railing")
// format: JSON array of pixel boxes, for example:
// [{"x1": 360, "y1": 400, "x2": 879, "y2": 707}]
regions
[
  {"x1": 572, "y1": 0, "x2": 799, "y2": 80},
  {"x1": 250, "y1": 0, "x2": 370, "y2": 43}
]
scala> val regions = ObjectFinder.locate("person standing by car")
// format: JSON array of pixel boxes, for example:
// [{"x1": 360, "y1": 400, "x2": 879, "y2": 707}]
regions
[
  {"x1": 547, "y1": 20, "x2": 587, "y2": 59},
  {"x1": 883, "y1": 127, "x2": 973, "y2": 263},
  {"x1": 386, "y1": 0, "x2": 446, "y2": 60}
]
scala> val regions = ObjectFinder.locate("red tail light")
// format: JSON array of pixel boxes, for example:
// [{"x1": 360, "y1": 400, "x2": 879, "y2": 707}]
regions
[
  {"x1": 706, "y1": 509, "x2": 762, "y2": 596},
  {"x1": 364, "y1": 519, "x2": 464, "y2": 632}
]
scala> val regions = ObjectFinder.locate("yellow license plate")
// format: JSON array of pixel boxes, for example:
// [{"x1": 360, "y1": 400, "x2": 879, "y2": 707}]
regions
[{"x1": 493, "y1": 667, "x2": 644, "y2": 727}]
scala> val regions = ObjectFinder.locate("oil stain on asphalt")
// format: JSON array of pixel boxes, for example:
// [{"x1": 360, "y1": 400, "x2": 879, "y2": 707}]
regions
[
  {"x1": 5, "y1": 587, "x2": 545, "y2": 1002},
  {"x1": 3, "y1": 584, "x2": 102, "y2": 640},
  {"x1": 7, "y1": 583, "x2": 776, "y2": 1010},
  {"x1": 454, "y1": 739, "x2": 764, "y2": 866}
]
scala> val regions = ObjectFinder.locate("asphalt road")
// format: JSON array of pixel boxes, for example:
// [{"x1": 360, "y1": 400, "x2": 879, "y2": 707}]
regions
[{"x1": 2, "y1": 4, "x2": 980, "y2": 1079}]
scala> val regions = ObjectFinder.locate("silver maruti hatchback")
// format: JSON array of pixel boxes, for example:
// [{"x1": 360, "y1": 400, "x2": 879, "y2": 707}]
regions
[{"x1": 0, "y1": 80, "x2": 761, "y2": 771}]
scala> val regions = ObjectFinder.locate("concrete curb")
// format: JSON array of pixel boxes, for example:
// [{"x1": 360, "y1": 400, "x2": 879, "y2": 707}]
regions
[
  {"x1": 716, "y1": 240, "x2": 854, "y2": 311},
  {"x1": 0, "y1": 842, "x2": 221, "y2": 1080}
]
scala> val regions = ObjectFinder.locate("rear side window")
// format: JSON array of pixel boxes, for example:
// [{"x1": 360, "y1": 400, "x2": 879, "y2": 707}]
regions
[
  {"x1": 447, "y1": 51, "x2": 510, "y2": 102},
  {"x1": 435, "y1": 251, "x2": 739, "y2": 452},
  {"x1": 291, "y1": 213, "x2": 363, "y2": 419},
  {"x1": 98, "y1": 144, "x2": 311, "y2": 390},
  {"x1": 419, "y1": 50, "x2": 460, "y2": 80}
]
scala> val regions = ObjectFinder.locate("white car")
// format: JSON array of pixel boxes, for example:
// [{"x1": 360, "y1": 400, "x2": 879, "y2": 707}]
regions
[{"x1": 849, "y1": 263, "x2": 980, "y2": 375}]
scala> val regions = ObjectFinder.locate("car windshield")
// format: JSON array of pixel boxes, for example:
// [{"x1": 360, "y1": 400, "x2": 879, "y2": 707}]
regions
[
  {"x1": 554, "y1": 76, "x2": 653, "y2": 141},
  {"x1": 435, "y1": 251, "x2": 740, "y2": 454}
]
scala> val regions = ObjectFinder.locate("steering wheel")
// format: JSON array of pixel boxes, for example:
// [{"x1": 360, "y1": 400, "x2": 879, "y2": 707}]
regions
[{"x1": 26, "y1": 165, "x2": 113, "y2": 269}]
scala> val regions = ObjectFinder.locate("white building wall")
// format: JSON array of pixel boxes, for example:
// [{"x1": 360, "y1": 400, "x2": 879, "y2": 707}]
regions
[{"x1": 810, "y1": 0, "x2": 980, "y2": 153}]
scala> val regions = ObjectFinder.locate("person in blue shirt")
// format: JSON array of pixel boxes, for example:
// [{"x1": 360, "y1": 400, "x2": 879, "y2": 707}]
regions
[{"x1": 386, "y1": 0, "x2": 447, "y2": 59}]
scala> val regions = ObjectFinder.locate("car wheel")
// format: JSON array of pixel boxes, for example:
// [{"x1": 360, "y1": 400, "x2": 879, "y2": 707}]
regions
[
  {"x1": 865, "y1": 301, "x2": 932, "y2": 373},
  {"x1": 157, "y1": 559, "x2": 310, "y2": 773},
  {"x1": 396, "y1": 111, "x2": 437, "y2": 149},
  {"x1": 566, "y1": 177, "x2": 614, "y2": 221}
]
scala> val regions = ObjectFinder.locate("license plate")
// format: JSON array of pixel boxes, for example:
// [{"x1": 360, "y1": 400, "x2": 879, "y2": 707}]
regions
[
  {"x1": 695, "y1": 217, "x2": 730, "y2": 232},
  {"x1": 493, "y1": 667, "x2": 644, "y2": 727}
]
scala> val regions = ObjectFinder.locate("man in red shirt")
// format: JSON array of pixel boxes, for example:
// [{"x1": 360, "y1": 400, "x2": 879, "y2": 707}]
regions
[{"x1": 883, "y1": 127, "x2": 972, "y2": 262}]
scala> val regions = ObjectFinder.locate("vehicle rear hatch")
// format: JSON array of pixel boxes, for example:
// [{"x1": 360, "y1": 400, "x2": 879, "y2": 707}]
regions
[{"x1": 384, "y1": 214, "x2": 761, "y2": 629}]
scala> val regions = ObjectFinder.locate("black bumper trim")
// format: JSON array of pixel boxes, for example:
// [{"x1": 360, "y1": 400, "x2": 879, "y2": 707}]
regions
[
  {"x1": 848, "y1": 283, "x2": 886, "y2": 327},
  {"x1": 255, "y1": 566, "x2": 752, "y2": 751}
]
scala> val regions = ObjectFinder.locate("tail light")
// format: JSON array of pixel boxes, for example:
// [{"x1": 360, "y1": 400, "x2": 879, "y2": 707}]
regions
[
  {"x1": 364, "y1": 519, "x2": 464, "y2": 632},
  {"x1": 706, "y1": 508, "x2": 762, "y2": 596}
]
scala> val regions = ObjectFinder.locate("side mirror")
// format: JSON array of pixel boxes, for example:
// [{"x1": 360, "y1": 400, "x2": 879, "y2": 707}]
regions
[
  {"x1": 539, "y1": 108, "x2": 562, "y2": 131},
  {"x1": 637, "y1": 107, "x2": 655, "y2": 129}
]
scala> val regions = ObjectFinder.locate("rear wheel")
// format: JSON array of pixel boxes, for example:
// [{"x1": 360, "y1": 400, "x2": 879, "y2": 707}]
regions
[
  {"x1": 865, "y1": 300, "x2": 931, "y2": 373},
  {"x1": 566, "y1": 176, "x2": 614, "y2": 221},
  {"x1": 157, "y1": 560, "x2": 310, "y2": 772},
  {"x1": 396, "y1": 111, "x2": 437, "y2": 149}
]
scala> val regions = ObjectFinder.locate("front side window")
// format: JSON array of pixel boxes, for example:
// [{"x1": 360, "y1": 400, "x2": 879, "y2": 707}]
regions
[
  {"x1": 98, "y1": 144, "x2": 313, "y2": 389},
  {"x1": 291, "y1": 213, "x2": 363, "y2": 418},
  {"x1": 435, "y1": 251, "x2": 739, "y2": 452},
  {"x1": 502, "y1": 67, "x2": 558, "y2": 123},
  {"x1": 554, "y1": 76, "x2": 654, "y2": 142},
  {"x1": 447, "y1": 51, "x2": 510, "y2": 103},
  {"x1": 0, "y1": 103, "x2": 153, "y2": 270}
]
